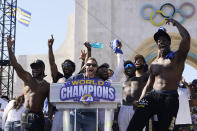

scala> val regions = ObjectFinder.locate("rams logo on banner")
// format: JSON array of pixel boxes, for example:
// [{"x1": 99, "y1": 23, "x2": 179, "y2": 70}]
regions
[
  {"x1": 79, "y1": 94, "x2": 94, "y2": 105},
  {"x1": 60, "y1": 79, "x2": 115, "y2": 105}
]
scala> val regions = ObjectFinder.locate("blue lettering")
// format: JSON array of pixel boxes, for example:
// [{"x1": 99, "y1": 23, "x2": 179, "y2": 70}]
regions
[
  {"x1": 88, "y1": 85, "x2": 94, "y2": 94},
  {"x1": 102, "y1": 86, "x2": 108, "y2": 99},
  {"x1": 61, "y1": 87, "x2": 67, "y2": 100},
  {"x1": 97, "y1": 86, "x2": 102, "y2": 98},
  {"x1": 67, "y1": 86, "x2": 73, "y2": 98},
  {"x1": 73, "y1": 86, "x2": 78, "y2": 97},
  {"x1": 79, "y1": 85, "x2": 87, "y2": 96},
  {"x1": 109, "y1": 88, "x2": 115, "y2": 100}
]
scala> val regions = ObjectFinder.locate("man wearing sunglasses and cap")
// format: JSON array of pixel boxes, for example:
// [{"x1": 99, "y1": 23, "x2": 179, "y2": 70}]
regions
[
  {"x1": 7, "y1": 36, "x2": 52, "y2": 131},
  {"x1": 127, "y1": 18, "x2": 190, "y2": 131}
]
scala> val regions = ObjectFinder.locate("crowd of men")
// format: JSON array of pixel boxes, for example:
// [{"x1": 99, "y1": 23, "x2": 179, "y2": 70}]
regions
[{"x1": 1, "y1": 18, "x2": 197, "y2": 131}]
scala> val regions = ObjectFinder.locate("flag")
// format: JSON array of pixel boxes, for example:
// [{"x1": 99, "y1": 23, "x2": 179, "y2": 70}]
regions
[
  {"x1": 16, "y1": 7, "x2": 31, "y2": 27},
  {"x1": 7, "y1": 3, "x2": 31, "y2": 27}
]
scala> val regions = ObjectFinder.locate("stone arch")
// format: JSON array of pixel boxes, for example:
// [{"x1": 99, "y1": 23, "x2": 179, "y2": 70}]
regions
[{"x1": 130, "y1": 33, "x2": 197, "y2": 69}]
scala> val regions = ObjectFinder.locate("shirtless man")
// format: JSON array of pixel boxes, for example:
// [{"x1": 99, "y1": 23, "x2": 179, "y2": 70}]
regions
[
  {"x1": 127, "y1": 18, "x2": 190, "y2": 131},
  {"x1": 112, "y1": 60, "x2": 136, "y2": 131},
  {"x1": 7, "y1": 36, "x2": 52, "y2": 131},
  {"x1": 117, "y1": 55, "x2": 149, "y2": 131}
]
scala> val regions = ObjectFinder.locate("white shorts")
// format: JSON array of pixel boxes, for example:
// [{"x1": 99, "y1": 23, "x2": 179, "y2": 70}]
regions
[{"x1": 118, "y1": 105, "x2": 134, "y2": 131}]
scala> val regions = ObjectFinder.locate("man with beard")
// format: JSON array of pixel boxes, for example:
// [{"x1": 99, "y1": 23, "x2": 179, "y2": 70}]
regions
[
  {"x1": 130, "y1": 55, "x2": 149, "y2": 107},
  {"x1": 190, "y1": 79, "x2": 197, "y2": 99},
  {"x1": 123, "y1": 61, "x2": 136, "y2": 81},
  {"x1": 48, "y1": 35, "x2": 75, "y2": 83},
  {"x1": 48, "y1": 35, "x2": 76, "y2": 131},
  {"x1": 67, "y1": 57, "x2": 98, "y2": 131},
  {"x1": 96, "y1": 63, "x2": 110, "y2": 81},
  {"x1": 127, "y1": 18, "x2": 190, "y2": 131},
  {"x1": 108, "y1": 69, "x2": 114, "y2": 77},
  {"x1": 7, "y1": 36, "x2": 52, "y2": 131},
  {"x1": 117, "y1": 55, "x2": 149, "y2": 131}
]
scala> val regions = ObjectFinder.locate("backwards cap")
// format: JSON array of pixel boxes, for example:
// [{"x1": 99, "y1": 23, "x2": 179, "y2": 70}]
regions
[
  {"x1": 30, "y1": 59, "x2": 45, "y2": 69},
  {"x1": 98, "y1": 63, "x2": 109, "y2": 69},
  {"x1": 154, "y1": 27, "x2": 171, "y2": 42}
]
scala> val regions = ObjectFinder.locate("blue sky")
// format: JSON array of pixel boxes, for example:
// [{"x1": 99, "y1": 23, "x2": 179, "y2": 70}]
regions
[
  {"x1": 15, "y1": 0, "x2": 197, "y2": 83},
  {"x1": 183, "y1": 64, "x2": 197, "y2": 83},
  {"x1": 16, "y1": 0, "x2": 74, "y2": 55}
]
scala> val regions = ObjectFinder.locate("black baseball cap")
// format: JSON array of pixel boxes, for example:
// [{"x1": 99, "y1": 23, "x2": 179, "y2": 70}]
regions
[
  {"x1": 192, "y1": 79, "x2": 197, "y2": 85},
  {"x1": 98, "y1": 63, "x2": 109, "y2": 69},
  {"x1": 30, "y1": 59, "x2": 45, "y2": 69},
  {"x1": 154, "y1": 27, "x2": 171, "y2": 42},
  {"x1": 134, "y1": 54, "x2": 145, "y2": 63}
]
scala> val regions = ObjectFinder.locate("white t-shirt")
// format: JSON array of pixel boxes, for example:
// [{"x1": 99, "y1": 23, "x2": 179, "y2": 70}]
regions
[
  {"x1": 2, "y1": 100, "x2": 25, "y2": 129},
  {"x1": 176, "y1": 88, "x2": 192, "y2": 124},
  {"x1": 109, "y1": 53, "x2": 125, "y2": 82},
  {"x1": 0, "y1": 98, "x2": 8, "y2": 128}
]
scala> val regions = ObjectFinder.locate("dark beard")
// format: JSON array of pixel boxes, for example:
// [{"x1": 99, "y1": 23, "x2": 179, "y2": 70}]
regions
[
  {"x1": 136, "y1": 65, "x2": 144, "y2": 70},
  {"x1": 63, "y1": 71, "x2": 72, "y2": 79},
  {"x1": 161, "y1": 49, "x2": 170, "y2": 57},
  {"x1": 99, "y1": 74, "x2": 108, "y2": 81},
  {"x1": 32, "y1": 72, "x2": 43, "y2": 78},
  {"x1": 127, "y1": 72, "x2": 135, "y2": 78}
]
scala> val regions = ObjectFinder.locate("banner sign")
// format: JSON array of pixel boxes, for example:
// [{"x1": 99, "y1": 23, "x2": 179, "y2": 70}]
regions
[{"x1": 59, "y1": 79, "x2": 116, "y2": 105}]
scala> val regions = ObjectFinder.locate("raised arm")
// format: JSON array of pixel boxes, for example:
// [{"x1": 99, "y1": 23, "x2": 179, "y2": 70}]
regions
[
  {"x1": 79, "y1": 50, "x2": 87, "y2": 68},
  {"x1": 7, "y1": 35, "x2": 32, "y2": 83},
  {"x1": 109, "y1": 41, "x2": 124, "y2": 82},
  {"x1": 166, "y1": 19, "x2": 190, "y2": 61},
  {"x1": 84, "y1": 42, "x2": 91, "y2": 63},
  {"x1": 48, "y1": 35, "x2": 59, "y2": 80},
  {"x1": 78, "y1": 42, "x2": 91, "y2": 73}
]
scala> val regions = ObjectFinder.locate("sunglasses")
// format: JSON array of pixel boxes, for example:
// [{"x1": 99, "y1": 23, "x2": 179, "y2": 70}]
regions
[
  {"x1": 86, "y1": 63, "x2": 97, "y2": 67},
  {"x1": 31, "y1": 65, "x2": 43, "y2": 69},
  {"x1": 124, "y1": 64, "x2": 134, "y2": 69},
  {"x1": 62, "y1": 62, "x2": 73, "y2": 67}
]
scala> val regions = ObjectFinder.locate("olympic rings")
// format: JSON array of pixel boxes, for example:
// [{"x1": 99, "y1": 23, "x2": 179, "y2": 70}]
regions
[
  {"x1": 179, "y1": 2, "x2": 196, "y2": 18},
  {"x1": 140, "y1": 4, "x2": 157, "y2": 20},
  {"x1": 160, "y1": 3, "x2": 175, "y2": 18},
  {"x1": 140, "y1": 2, "x2": 195, "y2": 26},
  {"x1": 150, "y1": 10, "x2": 166, "y2": 26},
  {"x1": 174, "y1": 9, "x2": 186, "y2": 24}
]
